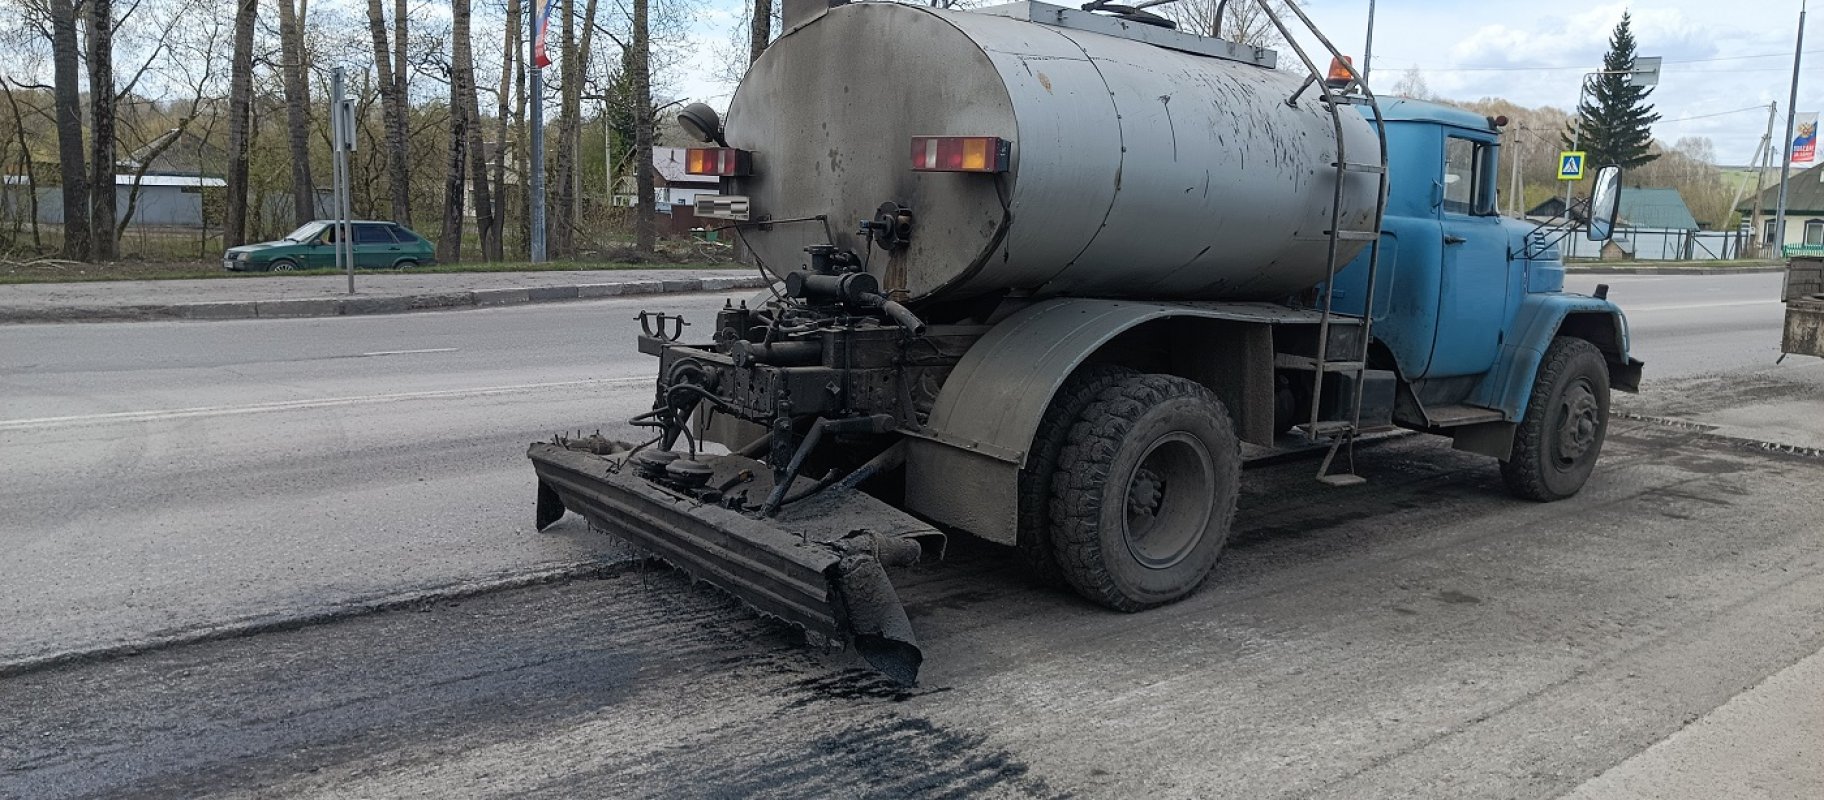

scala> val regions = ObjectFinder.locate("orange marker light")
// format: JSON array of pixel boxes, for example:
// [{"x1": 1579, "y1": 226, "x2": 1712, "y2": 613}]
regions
[{"x1": 1326, "y1": 56, "x2": 1355, "y2": 87}]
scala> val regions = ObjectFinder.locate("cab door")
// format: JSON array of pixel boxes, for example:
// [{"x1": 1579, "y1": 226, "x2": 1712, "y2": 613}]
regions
[{"x1": 1427, "y1": 134, "x2": 1510, "y2": 377}]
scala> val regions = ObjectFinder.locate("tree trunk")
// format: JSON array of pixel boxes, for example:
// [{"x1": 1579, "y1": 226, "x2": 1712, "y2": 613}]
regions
[
  {"x1": 551, "y1": 0, "x2": 577, "y2": 257},
  {"x1": 277, "y1": 0, "x2": 316, "y2": 225},
  {"x1": 438, "y1": 0, "x2": 471, "y2": 264},
  {"x1": 633, "y1": 0, "x2": 654, "y2": 252},
  {"x1": 453, "y1": 0, "x2": 498, "y2": 260},
  {"x1": 2, "y1": 81, "x2": 44, "y2": 250},
  {"x1": 496, "y1": 0, "x2": 520, "y2": 257},
  {"x1": 223, "y1": 0, "x2": 256, "y2": 247},
  {"x1": 750, "y1": 0, "x2": 771, "y2": 64},
  {"x1": 47, "y1": 0, "x2": 89, "y2": 261},
  {"x1": 87, "y1": 0, "x2": 117, "y2": 260},
  {"x1": 365, "y1": 0, "x2": 411, "y2": 227}
]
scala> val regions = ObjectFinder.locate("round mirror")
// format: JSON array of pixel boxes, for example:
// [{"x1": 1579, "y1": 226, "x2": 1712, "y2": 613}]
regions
[
  {"x1": 678, "y1": 102, "x2": 723, "y2": 145},
  {"x1": 1587, "y1": 166, "x2": 1622, "y2": 241}
]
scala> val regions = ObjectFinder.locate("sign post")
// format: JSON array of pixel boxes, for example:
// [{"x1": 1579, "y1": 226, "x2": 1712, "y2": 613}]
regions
[{"x1": 330, "y1": 68, "x2": 358, "y2": 294}]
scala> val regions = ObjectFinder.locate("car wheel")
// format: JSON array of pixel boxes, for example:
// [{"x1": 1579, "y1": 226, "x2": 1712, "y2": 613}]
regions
[
  {"x1": 268, "y1": 258, "x2": 299, "y2": 272},
  {"x1": 394, "y1": 258, "x2": 417, "y2": 271}
]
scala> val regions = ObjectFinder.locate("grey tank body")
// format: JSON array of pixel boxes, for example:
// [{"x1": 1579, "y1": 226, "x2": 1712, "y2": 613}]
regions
[{"x1": 724, "y1": 2, "x2": 1381, "y2": 303}]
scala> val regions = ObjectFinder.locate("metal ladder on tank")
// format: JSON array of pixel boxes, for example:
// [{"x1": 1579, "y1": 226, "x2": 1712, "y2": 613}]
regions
[{"x1": 1250, "y1": 0, "x2": 1391, "y2": 486}]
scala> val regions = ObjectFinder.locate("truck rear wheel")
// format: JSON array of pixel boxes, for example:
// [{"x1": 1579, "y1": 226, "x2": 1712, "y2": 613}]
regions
[
  {"x1": 1501, "y1": 336, "x2": 1611, "y2": 501},
  {"x1": 1049, "y1": 374, "x2": 1241, "y2": 611},
  {"x1": 1018, "y1": 364, "x2": 1138, "y2": 586}
]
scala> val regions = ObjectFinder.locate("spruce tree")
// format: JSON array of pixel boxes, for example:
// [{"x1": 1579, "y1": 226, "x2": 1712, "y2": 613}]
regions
[{"x1": 1563, "y1": 13, "x2": 1661, "y2": 169}]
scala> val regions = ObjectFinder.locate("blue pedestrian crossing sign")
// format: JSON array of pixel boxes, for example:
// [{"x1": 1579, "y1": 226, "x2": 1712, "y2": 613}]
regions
[{"x1": 1557, "y1": 151, "x2": 1587, "y2": 181}]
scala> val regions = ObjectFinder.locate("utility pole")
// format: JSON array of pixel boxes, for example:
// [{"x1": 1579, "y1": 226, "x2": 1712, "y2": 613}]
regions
[
  {"x1": 1362, "y1": 0, "x2": 1376, "y2": 86},
  {"x1": 1772, "y1": 0, "x2": 1808, "y2": 258},
  {"x1": 1741, "y1": 102, "x2": 1778, "y2": 256},
  {"x1": 1508, "y1": 122, "x2": 1527, "y2": 217}
]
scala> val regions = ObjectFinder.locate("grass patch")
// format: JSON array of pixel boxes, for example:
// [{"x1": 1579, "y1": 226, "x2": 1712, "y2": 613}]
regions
[{"x1": 0, "y1": 259, "x2": 732, "y2": 285}]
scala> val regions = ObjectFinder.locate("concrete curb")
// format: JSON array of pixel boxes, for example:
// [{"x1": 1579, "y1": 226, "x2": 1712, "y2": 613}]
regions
[
  {"x1": 0, "y1": 275, "x2": 769, "y2": 325},
  {"x1": 1566, "y1": 265, "x2": 1785, "y2": 275}
]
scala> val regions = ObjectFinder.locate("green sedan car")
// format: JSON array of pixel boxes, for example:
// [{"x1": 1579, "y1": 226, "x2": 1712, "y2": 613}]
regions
[{"x1": 223, "y1": 220, "x2": 436, "y2": 272}]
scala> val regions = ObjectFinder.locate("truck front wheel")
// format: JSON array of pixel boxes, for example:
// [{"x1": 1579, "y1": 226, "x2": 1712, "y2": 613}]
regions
[
  {"x1": 1049, "y1": 374, "x2": 1241, "y2": 611},
  {"x1": 1501, "y1": 336, "x2": 1611, "y2": 501}
]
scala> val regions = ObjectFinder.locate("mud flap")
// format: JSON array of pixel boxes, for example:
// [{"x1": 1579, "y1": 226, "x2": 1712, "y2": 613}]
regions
[{"x1": 528, "y1": 442, "x2": 934, "y2": 683}]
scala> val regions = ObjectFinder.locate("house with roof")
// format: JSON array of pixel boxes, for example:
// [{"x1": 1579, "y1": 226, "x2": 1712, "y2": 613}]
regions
[
  {"x1": 1737, "y1": 161, "x2": 1824, "y2": 257},
  {"x1": 1527, "y1": 186, "x2": 1709, "y2": 260}
]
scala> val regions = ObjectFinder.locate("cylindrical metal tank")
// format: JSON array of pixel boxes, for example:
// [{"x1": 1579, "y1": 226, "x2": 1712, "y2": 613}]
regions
[{"x1": 724, "y1": 2, "x2": 1380, "y2": 303}]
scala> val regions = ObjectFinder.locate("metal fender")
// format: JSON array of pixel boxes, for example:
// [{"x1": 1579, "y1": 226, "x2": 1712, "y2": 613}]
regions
[
  {"x1": 1468, "y1": 293, "x2": 1640, "y2": 420},
  {"x1": 906, "y1": 297, "x2": 1309, "y2": 543}
]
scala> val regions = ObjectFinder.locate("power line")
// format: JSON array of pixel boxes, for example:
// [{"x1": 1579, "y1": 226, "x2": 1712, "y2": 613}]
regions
[
  {"x1": 1660, "y1": 105, "x2": 1776, "y2": 124},
  {"x1": 1403, "y1": 48, "x2": 1824, "y2": 73}
]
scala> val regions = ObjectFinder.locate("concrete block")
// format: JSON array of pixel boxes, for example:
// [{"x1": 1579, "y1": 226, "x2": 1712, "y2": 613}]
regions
[
  {"x1": 527, "y1": 285, "x2": 580, "y2": 302},
  {"x1": 615, "y1": 281, "x2": 664, "y2": 296},
  {"x1": 256, "y1": 298, "x2": 344, "y2": 318},
  {"x1": 404, "y1": 292, "x2": 476, "y2": 309},
  {"x1": 176, "y1": 302, "x2": 259, "y2": 320},
  {"x1": 576, "y1": 283, "x2": 625, "y2": 298},
  {"x1": 660, "y1": 279, "x2": 702, "y2": 293},
  {"x1": 472, "y1": 288, "x2": 531, "y2": 306},
  {"x1": 341, "y1": 296, "x2": 413, "y2": 316},
  {"x1": 699, "y1": 277, "x2": 750, "y2": 291}
]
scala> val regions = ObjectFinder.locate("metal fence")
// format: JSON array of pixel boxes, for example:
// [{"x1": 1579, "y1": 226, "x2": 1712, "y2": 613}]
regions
[{"x1": 1560, "y1": 227, "x2": 1749, "y2": 261}]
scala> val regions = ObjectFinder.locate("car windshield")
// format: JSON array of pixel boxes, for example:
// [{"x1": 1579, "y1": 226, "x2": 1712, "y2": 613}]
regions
[{"x1": 281, "y1": 222, "x2": 324, "y2": 242}]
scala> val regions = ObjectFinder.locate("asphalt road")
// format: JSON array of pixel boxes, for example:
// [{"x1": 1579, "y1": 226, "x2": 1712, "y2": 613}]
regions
[
  {"x1": 1569, "y1": 272, "x2": 1824, "y2": 448},
  {"x1": 0, "y1": 292, "x2": 740, "y2": 668},
  {"x1": 2, "y1": 274, "x2": 1821, "y2": 799}
]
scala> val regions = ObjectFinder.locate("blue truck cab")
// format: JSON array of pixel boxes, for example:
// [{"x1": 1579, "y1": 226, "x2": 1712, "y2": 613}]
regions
[{"x1": 1325, "y1": 99, "x2": 1642, "y2": 498}]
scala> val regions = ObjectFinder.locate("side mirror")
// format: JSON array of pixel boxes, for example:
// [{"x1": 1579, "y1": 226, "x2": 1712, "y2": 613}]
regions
[{"x1": 1586, "y1": 166, "x2": 1621, "y2": 241}]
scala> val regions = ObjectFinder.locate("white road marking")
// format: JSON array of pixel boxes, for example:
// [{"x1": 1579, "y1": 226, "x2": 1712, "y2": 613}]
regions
[
  {"x1": 357, "y1": 348, "x2": 459, "y2": 357},
  {"x1": 0, "y1": 377, "x2": 649, "y2": 431},
  {"x1": 1622, "y1": 300, "x2": 1782, "y2": 313}
]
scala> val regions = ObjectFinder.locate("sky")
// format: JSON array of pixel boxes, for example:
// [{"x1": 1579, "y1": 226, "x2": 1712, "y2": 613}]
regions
[{"x1": 670, "y1": 0, "x2": 1818, "y2": 167}]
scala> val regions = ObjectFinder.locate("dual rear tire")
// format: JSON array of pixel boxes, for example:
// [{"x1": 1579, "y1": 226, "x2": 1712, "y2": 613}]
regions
[{"x1": 1024, "y1": 371, "x2": 1242, "y2": 612}]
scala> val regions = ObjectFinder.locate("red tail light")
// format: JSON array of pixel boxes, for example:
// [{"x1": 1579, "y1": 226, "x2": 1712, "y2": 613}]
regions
[
  {"x1": 910, "y1": 136, "x2": 1010, "y2": 173},
  {"x1": 685, "y1": 147, "x2": 752, "y2": 176}
]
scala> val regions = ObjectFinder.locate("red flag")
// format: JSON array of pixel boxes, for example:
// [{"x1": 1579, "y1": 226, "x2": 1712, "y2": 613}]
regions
[{"x1": 533, "y1": 0, "x2": 560, "y2": 68}]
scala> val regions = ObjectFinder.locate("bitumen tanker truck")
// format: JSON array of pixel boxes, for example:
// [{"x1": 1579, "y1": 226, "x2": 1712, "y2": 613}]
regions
[{"x1": 529, "y1": 0, "x2": 1643, "y2": 683}]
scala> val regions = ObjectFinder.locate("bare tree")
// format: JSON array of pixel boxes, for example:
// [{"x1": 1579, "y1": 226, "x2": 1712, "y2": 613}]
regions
[
  {"x1": 438, "y1": 0, "x2": 472, "y2": 263},
  {"x1": 1, "y1": 81, "x2": 43, "y2": 250},
  {"x1": 223, "y1": 0, "x2": 256, "y2": 246},
  {"x1": 1390, "y1": 66, "x2": 1434, "y2": 100},
  {"x1": 453, "y1": 0, "x2": 499, "y2": 260},
  {"x1": 46, "y1": 0, "x2": 88, "y2": 260},
  {"x1": 276, "y1": 0, "x2": 315, "y2": 224},
  {"x1": 86, "y1": 0, "x2": 118, "y2": 260},
  {"x1": 1155, "y1": 0, "x2": 1289, "y2": 47},
  {"x1": 365, "y1": 0, "x2": 411, "y2": 226},
  {"x1": 632, "y1": 0, "x2": 654, "y2": 252},
  {"x1": 749, "y1": 0, "x2": 771, "y2": 64},
  {"x1": 495, "y1": 0, "x2": 521, "y2": 255}
]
